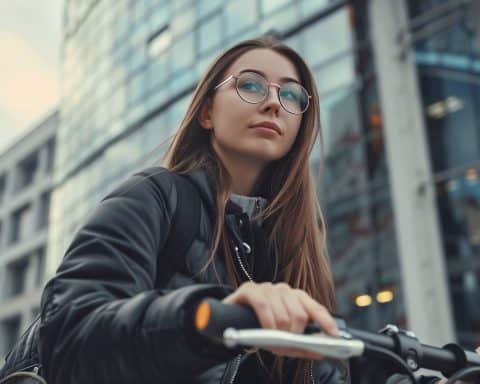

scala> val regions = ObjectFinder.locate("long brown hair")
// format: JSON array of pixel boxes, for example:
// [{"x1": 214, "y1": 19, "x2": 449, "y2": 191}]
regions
[{"x1": 162, "y1": 36, "x2": 337, "y2": 383}]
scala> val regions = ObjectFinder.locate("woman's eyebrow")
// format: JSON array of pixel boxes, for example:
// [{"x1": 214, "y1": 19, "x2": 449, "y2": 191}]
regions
[{"x1": 238, "y1": 68, "x2": 301, "y2": 84}]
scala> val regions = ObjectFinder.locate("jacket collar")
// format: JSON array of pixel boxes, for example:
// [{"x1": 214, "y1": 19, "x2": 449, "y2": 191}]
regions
[{"x1": 184, "y1": 166, "x2": 266, "y2": 217}]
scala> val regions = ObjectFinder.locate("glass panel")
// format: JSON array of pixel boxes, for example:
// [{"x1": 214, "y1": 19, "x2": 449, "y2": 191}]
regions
[
  {"x1": 196, "y1": 0, "x2": 223, "y2": 20},
  {"x1": 198, "y1": 12, "x2": 222, "y2": 55},
  {"x1": 303, "y1": 8, "x2": 353, "y2": 68},
  {"x1": 311, "y1": 4, "x2": 403, "y2": 331},
  {"x1": 142, "y1": 112, "x2": 171, "y2": 159},
  {"x1": 128, "y1": 70, "x2": 148, "y2": 106},
  {"x1": 314, "y1": 54, "x2": 355, "y2": 96},
  {"x1": 171, "y1": 7, "x2": 195, "y2": 36},
  {"x1": 436, "y1": 177, "x2": 480, "y2": 348},
  {"x1": 300, "y1": 0, "x2": 329, "y2": 17},
  {"x1": 224, "y1": 0, "x2": 258, "y2": 38},
  {"x1": 407, "y1": 0, "x2": 480, "y2": 349},
  {"x1": 171, "y1": 33, "x2": 194, "y2": 73},
  {"x1": 261, "y1": 0, "x2": 291, "y2": 15}
]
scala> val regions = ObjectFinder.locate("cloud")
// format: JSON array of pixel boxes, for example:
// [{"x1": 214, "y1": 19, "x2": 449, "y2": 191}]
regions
[{"x1": 0, "y1": 31, "x2": 59, "y2": 120}]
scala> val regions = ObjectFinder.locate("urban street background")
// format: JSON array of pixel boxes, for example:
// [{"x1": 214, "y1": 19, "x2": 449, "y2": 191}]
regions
[{"x1": 0, "y1": 0, "x2": 479, "y2": 364}]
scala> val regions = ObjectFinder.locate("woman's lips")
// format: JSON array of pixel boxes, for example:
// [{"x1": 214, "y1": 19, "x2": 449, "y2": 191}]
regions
[
  {"x1": 249, "y1": 121, "x2": 282, "y2": 135},
  {"x1": 252, "y1": 125, "x2": 280, "y2": 135}
]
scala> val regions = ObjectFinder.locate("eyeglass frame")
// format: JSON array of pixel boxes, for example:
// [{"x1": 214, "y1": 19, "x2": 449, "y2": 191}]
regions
[{"x1": 213, "y1": 71, "x2": 312, "y2": 115}]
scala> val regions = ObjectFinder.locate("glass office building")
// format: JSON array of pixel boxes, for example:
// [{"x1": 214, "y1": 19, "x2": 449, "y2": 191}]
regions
[
  {"x1": 407, "y1": 0, "x2": 480, "y2": 348},
  {"x1": 47, "y1": 0, "x2": 479, "y2": 351}
]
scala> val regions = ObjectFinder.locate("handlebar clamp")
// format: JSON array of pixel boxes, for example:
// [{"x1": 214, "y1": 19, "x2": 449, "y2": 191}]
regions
[{"x1": 379, "y1": 324, "x2": 423, "y2": 371}]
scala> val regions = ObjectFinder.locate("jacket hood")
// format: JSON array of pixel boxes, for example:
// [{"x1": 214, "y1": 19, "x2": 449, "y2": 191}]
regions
[{"x1": 183, "y1": 166, "x2": 218, "y2": 214}]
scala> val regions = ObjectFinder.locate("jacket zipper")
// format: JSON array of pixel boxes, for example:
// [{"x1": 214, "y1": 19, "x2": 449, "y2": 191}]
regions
[
  {"x1": 310, "y1": 360, "x2": 315, "y2": 383},
  {"x1": 228, "y1": 353, "x2": 242, "y2": 384},
  {"x1": 231, "y1": 209, "x2": 315, "y2": 383},
  {"x1": 234, "y1": 246, "x2": 253, "y2": 282},
  {"x1": 226, "y1": 245, "x2": 253, "y2": 384}
]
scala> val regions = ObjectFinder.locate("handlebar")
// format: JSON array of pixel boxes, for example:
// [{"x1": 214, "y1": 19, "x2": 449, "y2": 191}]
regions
[{"x1": 192, "y1": 298, "x2": 480, "y2": 380}]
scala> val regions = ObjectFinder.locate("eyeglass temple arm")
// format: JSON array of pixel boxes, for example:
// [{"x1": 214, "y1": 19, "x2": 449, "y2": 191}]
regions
[{"x1": 214, "y1": 75, "x2": 234, "y2": 90}]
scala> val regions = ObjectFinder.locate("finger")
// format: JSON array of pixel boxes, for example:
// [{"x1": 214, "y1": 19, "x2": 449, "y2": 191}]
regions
[
  {"x1": 280, "y1": 290, "x2": 309, "y2": 334},
  {"x1": 266, "y1": 284, "x2": 291, "y2": 331},
  {"x1": 296, "y1": 290, "x2": 339, "y2": 336},
  {"x1": 222, "y1": 283, "x2": 276, "y2": 329}
]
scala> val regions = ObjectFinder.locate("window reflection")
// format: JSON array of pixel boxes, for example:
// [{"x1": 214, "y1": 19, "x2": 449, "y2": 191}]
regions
[
  {"x1": 303, "y1": 8, "x2": 353, "y2": 68},
  {"x1": 408, "y1": 0, "x2": 480, "y2": 348},
  {"x1": 312, "y1": 4, "x2": 402, "y2": 331},
  {"x1": 198, "y1": 12, "x2": 222, "y2": 55},
  {"x1": 225, "y1": 0, "x2": 258, "y2": 38},
  {"x1": 196, "y1": 0, "x2": 223, "y2": 20},
  {"x1": 171, "y1": 33, "x2": 194, "y2": 73},
  {"x1": 261, "y1": 0, "x2": 292, "y2": 15}
]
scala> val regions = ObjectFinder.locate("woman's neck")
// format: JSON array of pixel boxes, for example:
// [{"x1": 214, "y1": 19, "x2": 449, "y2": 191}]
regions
[
  {"x1": 213, "y1": 143, "x2": 266, "y2": 195},
  {"x1": 229, "y1": 165, "x2": 263, "y2": 195}
]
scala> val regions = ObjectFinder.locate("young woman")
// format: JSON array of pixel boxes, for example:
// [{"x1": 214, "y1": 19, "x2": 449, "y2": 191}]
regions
[{"x1": 37, "y1": 36, "x2": 348, "y2": 384}]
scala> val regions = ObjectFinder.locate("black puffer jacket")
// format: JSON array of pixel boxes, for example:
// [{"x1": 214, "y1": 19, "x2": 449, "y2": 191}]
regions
[{"x1": 38, "y1": 166, "x2": 349, "y2": 384}]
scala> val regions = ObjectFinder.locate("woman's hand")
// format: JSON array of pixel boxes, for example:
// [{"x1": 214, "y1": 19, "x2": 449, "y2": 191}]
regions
[{"x1": 221, "y1": 281, "x2": 339, "y2": 360}]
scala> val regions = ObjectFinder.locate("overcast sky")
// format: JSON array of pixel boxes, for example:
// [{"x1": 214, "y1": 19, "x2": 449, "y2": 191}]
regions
[{"x1": 0, "y1": 0, "x2": 63, "y2": 152}]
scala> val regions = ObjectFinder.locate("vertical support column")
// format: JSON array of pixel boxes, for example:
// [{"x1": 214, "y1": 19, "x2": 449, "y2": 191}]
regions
[{"x1": 368, "y1": 0, "x2": 455, "y2": 345}]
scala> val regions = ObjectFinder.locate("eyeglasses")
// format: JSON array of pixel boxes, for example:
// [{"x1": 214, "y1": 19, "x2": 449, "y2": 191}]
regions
[{"x1": 213, "y1": 71, "x2": 311, "y2": 115}]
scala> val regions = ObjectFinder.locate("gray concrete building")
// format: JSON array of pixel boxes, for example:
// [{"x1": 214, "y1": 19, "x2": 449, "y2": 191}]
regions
[{"x1": 0, "y1": 110, "x2": 58, "y2": 359}]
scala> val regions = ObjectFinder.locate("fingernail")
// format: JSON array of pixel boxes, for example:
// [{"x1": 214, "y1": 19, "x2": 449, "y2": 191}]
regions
[{"x1": 330, "y1": 327, "x2": 340, "y2": 336}]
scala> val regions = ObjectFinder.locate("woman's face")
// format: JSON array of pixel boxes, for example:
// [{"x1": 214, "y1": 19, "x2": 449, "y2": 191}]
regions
[{"x1": 201, "y1": 48, "x2": 303, "y2": 168}]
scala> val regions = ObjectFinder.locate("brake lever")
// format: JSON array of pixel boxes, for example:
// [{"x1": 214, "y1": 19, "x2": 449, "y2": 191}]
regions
[{"x1": 223, "y1": 328, "x2": 365, "y2": 360}]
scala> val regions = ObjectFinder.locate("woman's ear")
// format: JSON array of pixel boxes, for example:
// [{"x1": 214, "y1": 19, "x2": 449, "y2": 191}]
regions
[{"x1": 198, "y1": 99, "x2": 214, "y2": 130}]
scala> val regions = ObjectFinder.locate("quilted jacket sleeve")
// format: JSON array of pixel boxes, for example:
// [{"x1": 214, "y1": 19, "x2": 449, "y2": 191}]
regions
[{"x1": 39, "y1": 170, "x2": 235, "y2": 384}]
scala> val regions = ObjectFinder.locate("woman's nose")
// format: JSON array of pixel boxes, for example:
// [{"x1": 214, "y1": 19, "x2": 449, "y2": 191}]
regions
[{"x1": 260, "y1": 85, "x2": 281, "y2": 113}]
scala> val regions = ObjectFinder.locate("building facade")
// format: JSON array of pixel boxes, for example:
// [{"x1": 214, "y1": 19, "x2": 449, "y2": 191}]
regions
[
  {"x1": 0, "y1": 110, "x2": 57, "y2": 359},
  {"x1": 36, "y1": 0, "x2": 480, "y2": 358}
]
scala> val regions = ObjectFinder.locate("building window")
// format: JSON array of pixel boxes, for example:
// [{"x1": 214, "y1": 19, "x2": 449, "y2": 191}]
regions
[
  {"x1": 46, "y1": 138, "x2": 56, "y2": 173},
  {"x1": 261, "y1": 0, "x2": 291, "y2": 15},
  {"x1": 196, "y1": 0, "x2": 223, "y2": 20},
  {"x1": 148, "y1": 25, "x2": 171, "y2": 57},
  {"x1": 16, "y1": 152, "x2": 39, "y2": 191},
  {"x1": 36, "y1": 248, "x2": 46, "y2": 287},
  {"x1": 6, "y1": 258, "x2": 29, "y2": 297},
  {"x1": 0, "y1": 174, "x2": 6, "y2": 205},
  {"x1": 224, "y1": 0, "x2": 258, "y2": 39},
  {"x1": 171, "y1": 33, "x2": 194, "y2": 74},
  {"x1": 10, "y1": 204, "x2": 33, "y2": 245},
  {"x1": 198, "y1": 12, "x2": 222, "y2": 55},
  {"x1": 1, "y1": 316, "x2": 21, "y2": 356},
  {"x1": 38, "y1": 192, "x2": 51, "y2": 230}
]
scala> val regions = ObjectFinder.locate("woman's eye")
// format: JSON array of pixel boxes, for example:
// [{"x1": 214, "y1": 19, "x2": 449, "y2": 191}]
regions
[
  {"x1": 281, "y1": 90, "x2": 299, "y2": 101},
  {"x1": 240, "y1": 80, "x2": 263, "y2": 92}
]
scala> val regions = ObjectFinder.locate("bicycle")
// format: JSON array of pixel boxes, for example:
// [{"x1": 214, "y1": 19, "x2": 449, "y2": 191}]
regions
[{"x1": 189, "y1": 298, "x2": 480, "y2": 384}]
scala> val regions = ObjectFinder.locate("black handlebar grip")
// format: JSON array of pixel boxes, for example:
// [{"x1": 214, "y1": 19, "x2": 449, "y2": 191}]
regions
[
  {"x1": 194, "y1": 298, "x2": 259, "y2": 339},
  {"x1": 193, "y1": 298, "x2": 345, "y2": 340}
]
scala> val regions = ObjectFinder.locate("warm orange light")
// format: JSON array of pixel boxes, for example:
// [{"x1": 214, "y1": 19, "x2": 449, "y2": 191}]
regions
[
  {"x1": 355, "y1": 294, "x2": 372, "y2": 307},
  {"x1": 376, "y1": 290, "x2": 394, "y2": 303},
  {"x1": 466, "y1": 168, "x2": 478, "y2": 182},
  {"x1": 195, "y1": 301, "x2": 211, "y2": 331}
]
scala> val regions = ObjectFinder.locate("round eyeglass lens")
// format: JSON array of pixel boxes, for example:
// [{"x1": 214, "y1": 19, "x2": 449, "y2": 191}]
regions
[
  {"x1": 279, "y1": 82, "x2": 309, "y2": 114},
  {"x1": 236, "y1": 72, "x2": 268, "y2": 103}
]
